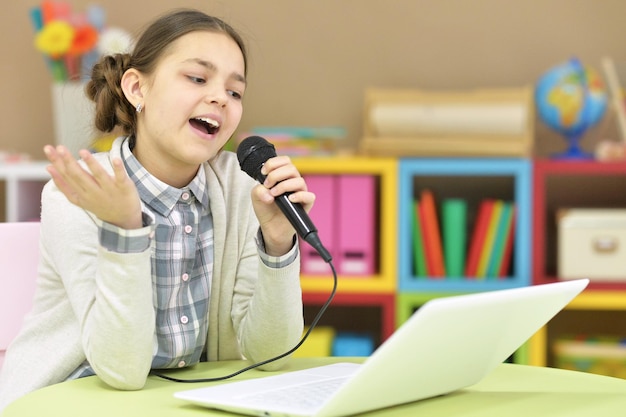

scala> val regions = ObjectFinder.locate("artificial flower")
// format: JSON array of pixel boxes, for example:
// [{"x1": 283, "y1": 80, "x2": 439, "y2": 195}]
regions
[
  {"x1": 34, "y1": 20, "x2": 74, "y2": 57},
  {"x1": 97, "y1": 27, "x2": 134, "y2": 55},
  {"x1": 68, "y1": 25, "x2": 99, "y2": 56}
]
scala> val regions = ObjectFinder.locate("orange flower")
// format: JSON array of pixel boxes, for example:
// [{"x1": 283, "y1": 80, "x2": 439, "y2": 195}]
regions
[{"x1": 68, "y1": 24, "x2": 98, "y2": 56}]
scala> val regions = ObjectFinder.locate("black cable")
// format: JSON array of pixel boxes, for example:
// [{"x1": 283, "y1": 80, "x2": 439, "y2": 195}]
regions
[{"x1": 151, "y1": 260, "x2": 338, "y2": 383}]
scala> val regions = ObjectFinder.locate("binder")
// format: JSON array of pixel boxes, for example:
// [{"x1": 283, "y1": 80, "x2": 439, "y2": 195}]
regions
[
  {"x1": 300, "y1": 175, "x2": 337, "y2": 274},
  {"x1": 337, "y1": 175, "x2": 376, "y2": 275}
]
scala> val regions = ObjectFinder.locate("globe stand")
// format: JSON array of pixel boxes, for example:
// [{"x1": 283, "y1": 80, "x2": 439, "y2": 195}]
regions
[{"x1": 551, "y1": 132, "x2": 594, "y2": 160}]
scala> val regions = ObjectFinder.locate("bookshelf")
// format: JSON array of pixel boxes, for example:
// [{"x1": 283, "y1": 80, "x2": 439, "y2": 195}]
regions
[
  {"x1": 528, "y1": 159, "x2": 626, "y2": 368},
  {"x1": 0, "y1": 162, "x2": 50, "y2": 222},
  {"x1": 4, "y1": 155, "x2": 626, "y2": 372},
  {"x1": 532, "y1": 159, "x2": 626, "y2": 289},
  {"x1": 293, "y1": 156, "x2": 397, "y2": 350},
  {"x1": 397, "y1": 158, "x2": 532, "y2": 293},
  {"x1": 393, "y1": 158, "x2": 533, "y2": 365},
  {"x1": 293, "y1": 156, "x2": 398, "y2": 294}
]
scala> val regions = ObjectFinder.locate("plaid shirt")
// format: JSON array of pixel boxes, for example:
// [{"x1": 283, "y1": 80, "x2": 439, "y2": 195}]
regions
[
  {"x1": 67, "y1": 140, "x2": 298, "y2": 380},
  {"x1": 125, "y1": 145, "x2": 214, "y2": 370},
  {"x1": 67, "y1": 140, "x2": 213, "y2": 378},
  {"x1": 67, "y1": 139, "x2": 295, "y2": 380}
]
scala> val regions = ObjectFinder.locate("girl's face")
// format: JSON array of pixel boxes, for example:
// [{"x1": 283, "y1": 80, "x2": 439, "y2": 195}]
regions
[{"x1": 134, "y1": 30, "x2": 246, "y2": 187}]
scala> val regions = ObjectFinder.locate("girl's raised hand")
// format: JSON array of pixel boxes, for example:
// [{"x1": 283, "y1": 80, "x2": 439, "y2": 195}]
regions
[{"x1": 44, "y1": 145, "x2": 142, "y2": 230}]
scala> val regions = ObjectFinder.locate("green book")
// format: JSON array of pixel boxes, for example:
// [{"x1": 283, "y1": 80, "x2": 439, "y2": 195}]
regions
[
  {"x1": 412, "y1": 200, "x2": 428, "y2": 278},
  {"x1": 442, "y1": 199, "x2": 467, "y2": 279}
]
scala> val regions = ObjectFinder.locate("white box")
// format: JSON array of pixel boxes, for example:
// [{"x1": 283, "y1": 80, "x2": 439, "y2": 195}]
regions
[{"x1": 558, "y1": 209, "x2": 626, "y2": 281}]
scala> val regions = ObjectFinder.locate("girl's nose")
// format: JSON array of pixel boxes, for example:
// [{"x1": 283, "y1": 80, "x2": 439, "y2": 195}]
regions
[{"x1": 204, "y1": 85, "x2": 228, "y2": 107}]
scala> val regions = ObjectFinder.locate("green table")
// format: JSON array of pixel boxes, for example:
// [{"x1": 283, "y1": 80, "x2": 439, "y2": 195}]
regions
[{"x1": 4, "y1": 357, "x2": 626, "y2": 416}]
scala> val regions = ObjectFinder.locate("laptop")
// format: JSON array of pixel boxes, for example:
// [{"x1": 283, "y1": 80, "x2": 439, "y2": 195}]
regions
[{"x1": 174, "y1": 279, "x2": 588, "y2": 417}]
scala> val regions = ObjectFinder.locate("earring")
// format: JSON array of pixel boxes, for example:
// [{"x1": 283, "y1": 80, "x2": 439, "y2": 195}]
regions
[{"x1": 136, "y1": 103, "x2": 143, "y2": 113}]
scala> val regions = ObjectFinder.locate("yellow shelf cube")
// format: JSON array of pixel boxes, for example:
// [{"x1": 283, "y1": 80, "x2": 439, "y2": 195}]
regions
[{"x1": 293, "y1": 157, "x2": 398, "y2": 295}]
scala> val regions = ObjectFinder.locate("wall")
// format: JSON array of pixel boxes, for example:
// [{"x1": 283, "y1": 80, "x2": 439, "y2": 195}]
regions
[{"x1": 2, "y1": 0, "x2": 626, "y2": 159}]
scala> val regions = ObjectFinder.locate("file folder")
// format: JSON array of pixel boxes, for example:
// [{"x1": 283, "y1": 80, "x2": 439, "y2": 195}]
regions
[
  {"x1": 300, "y1": 175, "x2": 337, "y2": 274},
  {"x1": 337, "y1": 175, "x2": 376, "y2": 275}
]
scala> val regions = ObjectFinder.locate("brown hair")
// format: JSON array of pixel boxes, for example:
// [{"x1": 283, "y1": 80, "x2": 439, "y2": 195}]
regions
[{"x1": 85, "y1": 8, "x2": 247, "y2": 135}]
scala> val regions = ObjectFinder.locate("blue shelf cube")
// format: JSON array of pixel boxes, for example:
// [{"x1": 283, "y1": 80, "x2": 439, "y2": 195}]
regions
[{"x1": 398, "y1": 158, "x2": 532, "y2": 293}]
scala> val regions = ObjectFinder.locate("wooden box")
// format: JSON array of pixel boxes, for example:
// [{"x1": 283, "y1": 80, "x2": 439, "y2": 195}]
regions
[{"x1": 359, "y1": 86, "x2": 534, "y2": 157}]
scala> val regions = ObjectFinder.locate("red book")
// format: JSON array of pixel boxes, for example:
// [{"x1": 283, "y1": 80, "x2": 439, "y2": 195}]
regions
[
  {"x1": 419, "y1": 189, "x2": 446, "y2": 278},
  {"x1": 464, "y1": 199, "x2": 495, "y2": 278},
  {"x1": 418, "y1": 198, "x2": 434, "y2": 276},
  {"x1": 498, "y1": 206, "x2": 517, "y2": 278}
]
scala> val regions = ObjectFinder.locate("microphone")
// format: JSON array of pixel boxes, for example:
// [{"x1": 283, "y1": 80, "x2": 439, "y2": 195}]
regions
[{"x1": 237, "y1": 136, "x2": 332, "y2": 263}]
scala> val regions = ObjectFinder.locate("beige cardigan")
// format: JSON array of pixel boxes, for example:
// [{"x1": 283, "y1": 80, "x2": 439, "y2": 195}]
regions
[{"x1": 0, "y1": 138, "x2": 304, "y2": 412}]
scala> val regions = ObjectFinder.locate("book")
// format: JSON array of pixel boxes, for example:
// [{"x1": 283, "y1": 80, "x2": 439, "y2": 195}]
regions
[
  {"x1": 419, "y1": 189, "x2": 446, "y2": 278},
  {"x1": 411, "y1": 199, "x2": 428, "y2": 277},
  {"x1": 465, "y1": 199, "x2": 495, "y2": 278},
  {"x1": 497, "y1": 206, "x2": 517, "y2": 278},
  {"x1": 441, "y1": 198, "x2": 467, "y2": 279},
  {"x1": 418, "y1": 197, "x2": 434, "y2": 276},
  {"x1": 476, "y1": 200, "x2": 504, "y2": 278},
  {"x1": 486, "y1": 202, "x2": 513, "y2": 278}
]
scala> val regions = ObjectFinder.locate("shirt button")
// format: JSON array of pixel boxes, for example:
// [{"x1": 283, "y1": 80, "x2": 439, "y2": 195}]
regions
[
  {"x1": 182, "y1": 273, "x2": 189, "y2": 282},
  {"x1": 180, "y1": 315, "x2": 189, "y2": 324},
  {"x1": 178, "y1": 360, "x2": 186, "y2": 368},
  {"x1": 184, "y1": 225, "x2": 193, "y2": 234},
  {"x1": 181, "y1": 192, "x2": 190, "y2": 201}
]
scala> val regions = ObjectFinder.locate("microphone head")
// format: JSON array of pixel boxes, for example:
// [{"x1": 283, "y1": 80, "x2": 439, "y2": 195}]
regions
[{"x1": 237, "y1": 136, "x2": 277, "y2": 180}]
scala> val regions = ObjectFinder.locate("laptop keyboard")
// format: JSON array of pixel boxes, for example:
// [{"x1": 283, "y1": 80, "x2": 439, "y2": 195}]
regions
[{"x1": 236, "y1": 376, "x2": 349, "y2": 410}]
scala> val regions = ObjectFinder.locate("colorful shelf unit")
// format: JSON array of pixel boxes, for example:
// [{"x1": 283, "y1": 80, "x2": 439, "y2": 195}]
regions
[
  {"x1": 293, "y1": 156, "x2": 397, "y2": 348},
  {"x1": 529, "y1": 160, "x2": 626, "y2": 367},
  {"x1": 527, "y1": 291, "x2": 626, "y2": 367},
  {"x1": 302, "y1": 292, "x2": 396, "y2": 344},
  {"x1": 293, "y1": 157, "x2": 398, "y2": 294},
  {"x1": 533, "y1": 159, "x2": 626, "y2": 290},
  {"x1": 398, "y1": 158, "x2": 532, "y2": 292}
]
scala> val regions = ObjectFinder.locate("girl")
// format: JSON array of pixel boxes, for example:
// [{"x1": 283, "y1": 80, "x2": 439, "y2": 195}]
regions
[{"x1": 0, "y1": 8, "x2": 310, "y2": 410}]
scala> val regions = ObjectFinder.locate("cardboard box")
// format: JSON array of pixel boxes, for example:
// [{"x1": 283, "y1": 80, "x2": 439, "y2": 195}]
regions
[{"x1": 558, "y1": 209, "x2": 626, "y2": 281}]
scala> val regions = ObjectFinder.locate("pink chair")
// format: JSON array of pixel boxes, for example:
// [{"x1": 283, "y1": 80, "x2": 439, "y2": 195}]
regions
[{"x1": 0, "y1": 222, "x2": 40, "y2": 370}]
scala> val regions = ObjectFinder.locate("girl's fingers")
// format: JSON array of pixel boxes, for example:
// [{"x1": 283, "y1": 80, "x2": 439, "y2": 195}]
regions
[
  {"x1": 46, "y1": 165, "x2": 80, "y2": 205},
  {"x1": 58, "y1": 154, "x2": 95, "y2": 192},
  {"x1": 80, "y1": 150, "x2": 115, "y2": 188},
  {"x1": 111, "y1": 157, "x2": 129, "y2": 186},
  {"x1": 263, "y1": 165, "x2": 302, "y2": 190},
  {"x1": 269, "y1": 176, "x2": 307, "y2": 197}
]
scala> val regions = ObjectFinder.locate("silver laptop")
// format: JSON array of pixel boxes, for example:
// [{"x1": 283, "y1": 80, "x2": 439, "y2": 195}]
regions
[{"x1": 175, "y1": 279, "x2": 588, "y2": 417}]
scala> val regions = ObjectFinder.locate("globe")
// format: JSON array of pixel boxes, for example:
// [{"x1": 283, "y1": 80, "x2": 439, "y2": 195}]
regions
[{"x1": 535, "y1": 57, "x2": 608, "y2": 159}]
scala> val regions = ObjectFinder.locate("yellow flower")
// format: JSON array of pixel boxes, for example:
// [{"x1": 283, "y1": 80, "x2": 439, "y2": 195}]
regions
[{"x1": 34, "y1": 21, "x2": 75, "y2": 58}]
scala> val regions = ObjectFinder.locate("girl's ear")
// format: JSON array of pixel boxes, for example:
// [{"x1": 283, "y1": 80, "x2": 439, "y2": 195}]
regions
[{"x1": 121, "y1": 68, "x2": 144, "y2": 109}]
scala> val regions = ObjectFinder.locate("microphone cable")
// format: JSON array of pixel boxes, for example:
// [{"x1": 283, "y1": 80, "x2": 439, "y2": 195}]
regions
[{"x1": 151, "y1": 259, "x2": 337, "y2": 383}]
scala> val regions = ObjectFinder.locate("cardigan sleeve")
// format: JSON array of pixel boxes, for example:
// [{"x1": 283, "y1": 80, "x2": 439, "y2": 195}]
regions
[{"x1": 40, "y1": 178, "x2": 157, "y2": 390}]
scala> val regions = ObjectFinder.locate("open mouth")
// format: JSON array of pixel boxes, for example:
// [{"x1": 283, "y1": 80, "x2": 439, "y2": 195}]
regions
[{"x1": 190, "y1": 117, "x2": 220, "y2": 135}]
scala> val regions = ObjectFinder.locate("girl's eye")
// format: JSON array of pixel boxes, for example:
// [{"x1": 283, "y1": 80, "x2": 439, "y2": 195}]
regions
[
  {"x1": 228, "y1": 90, "x2": 243, "y2": 100},
  {"x1": 188, "y1": 76, "x2": 205, "y2": 84}
]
